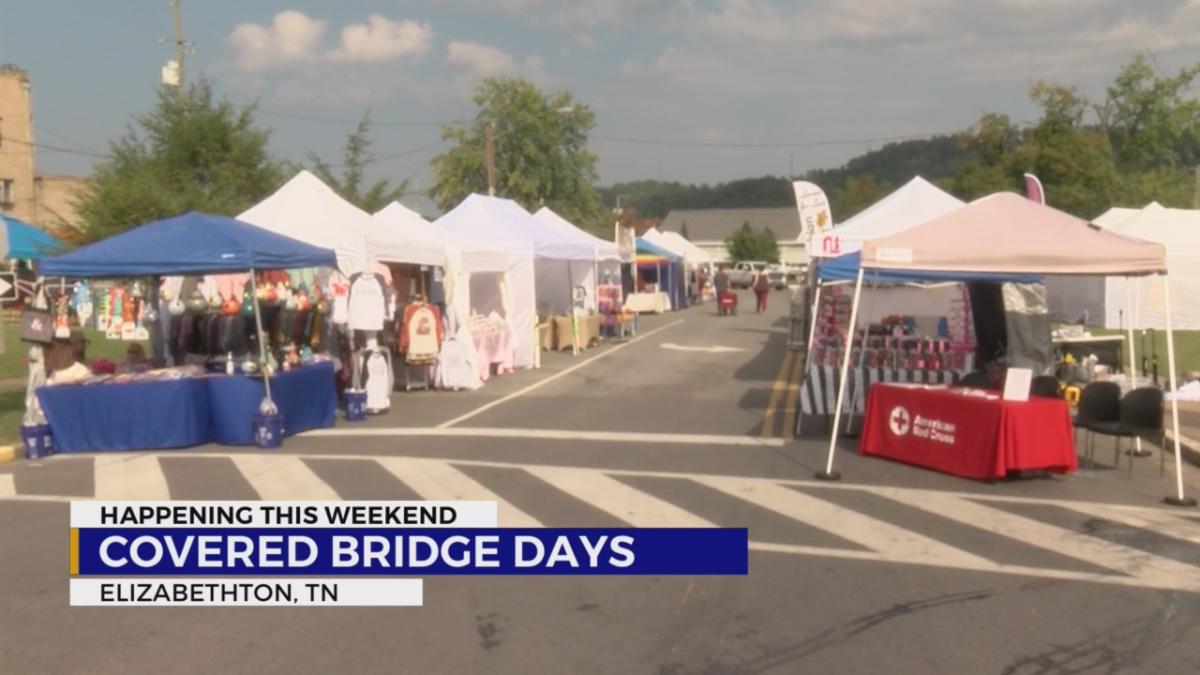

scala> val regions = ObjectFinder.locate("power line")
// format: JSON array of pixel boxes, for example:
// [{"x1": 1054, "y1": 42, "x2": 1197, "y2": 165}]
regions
[
  {"x1": 260, "y1": 109, "x2": 465, "y2": 129},
  {"x1": 33, "y1": 125, "x2": 103, "y2": 154},
  {"x1": 590, "y1": 132, "x2": 949, "y2": 149},
  {"x1": 2, "y1": 136, "x2": 110, "y2": 159}
]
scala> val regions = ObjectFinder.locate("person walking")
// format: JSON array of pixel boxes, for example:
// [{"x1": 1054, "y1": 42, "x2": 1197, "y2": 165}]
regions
[{"x1": 752, "y1": 267, "x2": 770, "y2": 313}]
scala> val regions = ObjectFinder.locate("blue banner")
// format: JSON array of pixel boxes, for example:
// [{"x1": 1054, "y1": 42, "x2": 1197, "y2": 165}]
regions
[{"x1": 74, "y1": 528, "x2": 748, "y2": 576}]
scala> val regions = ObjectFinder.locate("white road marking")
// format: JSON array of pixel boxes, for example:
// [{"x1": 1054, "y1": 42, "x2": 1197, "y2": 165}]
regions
[
  {"x1": 0, "y1": 473, "x2": 14, "y2": 498},
  {"x1": 375, "y1": 457, "x2": 540, "y2": 527},
  {"x1": 882, "y1": 488, "x2": 1200, "y2": 591},
  {"x1": 1056, "y1": 501, "x2": 1200, "y2": 546},
  {"x1": 302, "y1": 426, "x2": 785, "y2": 448},
  {"x1": 527, "y1": 466, "x2": 712, "y2": 527},
  {"x1": 437, "y1": 319, "x2": 686, "y2": 428},
  {"x1": 230, "y1": 455, "x2": 339, "y2": 501},
  {"x1": 660, "y1": 343, "x2": 745, "y2": 353},
  {"x1": 93, "y1": 455, "x2": 170, "y2": 500},
  {"x1": 696, "y1": 476, "x2": 993, "y2": 568}
]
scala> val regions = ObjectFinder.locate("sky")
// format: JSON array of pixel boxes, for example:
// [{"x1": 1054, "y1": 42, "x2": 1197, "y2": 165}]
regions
[{"x1": 4, "y1": 0, "x2": 1200, "y2": 205}]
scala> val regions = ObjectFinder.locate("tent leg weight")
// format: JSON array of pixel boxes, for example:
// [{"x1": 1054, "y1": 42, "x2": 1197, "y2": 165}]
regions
[
  {"x1": 813, "y1": 470, "x2": 842, "y2": 482},
  {"x1": 1163, "y1": 495, "x2": 1198, "y2": 507}
]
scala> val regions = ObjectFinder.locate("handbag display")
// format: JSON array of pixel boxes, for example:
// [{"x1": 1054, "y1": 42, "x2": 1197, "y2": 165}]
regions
[{"x1": 20, "y1": 308, "x2": 54, "y2": 344}]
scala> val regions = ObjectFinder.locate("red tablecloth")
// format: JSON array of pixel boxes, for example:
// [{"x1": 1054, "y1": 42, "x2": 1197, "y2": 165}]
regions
[{"x1": 860, "y1": 383, "x2": 1077, "y2": 479}]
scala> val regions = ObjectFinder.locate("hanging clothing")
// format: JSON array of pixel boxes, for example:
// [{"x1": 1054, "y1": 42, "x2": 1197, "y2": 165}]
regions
[
  {"x1": 330, "y1": 273, "x2": 351, "y2": 325},
  {"x1": 348, "y1": 272, "x2": 391, "y2": 332},
  {"x1": 434, "y1": 334, "x2": 475, "y2": 390},
  {"x1": 399, "y1": 302, "x2": 445, "y2": 364}
]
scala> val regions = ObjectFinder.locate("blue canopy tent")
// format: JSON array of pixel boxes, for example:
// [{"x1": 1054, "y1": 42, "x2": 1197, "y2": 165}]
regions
[
  {"x1": 40, "y1": 211, "x2": 337, "y2": 408},
  {"x1": 817, "y1": 251, "x2": 1039, "y2": 284},
  {"x1": 635, "y1": 238, "x2": 686, "y2": 310},
  {"x1": 1, "y1": 213, "x2": 63, "y2": 260}
]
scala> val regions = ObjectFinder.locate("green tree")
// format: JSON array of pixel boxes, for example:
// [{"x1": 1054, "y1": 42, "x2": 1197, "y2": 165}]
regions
[
  {"x1": 1101, "y1": 55, "x2": 1200, "y2": 169},
  {"x1": 830, "y1": 175, "x2": 889, "y2": 221},
  {"x1": 757, "y1": 227, "x2": 780, "y2": 263},
  {"x1": 430, "y1": 77, "x2": 602, "y2": 229},
  {"x1": 74, "y1": 79, "x2": 282, "y2": 241},
  {"x1": 306, "y1": 112, "x2": 410, "y2": 213}
]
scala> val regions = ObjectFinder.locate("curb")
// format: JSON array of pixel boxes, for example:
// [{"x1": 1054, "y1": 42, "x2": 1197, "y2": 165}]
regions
[
  {"x1": 0, "y1": 445, "x2": 17, "y2": 464},
  {"x1": 1165, "y1": 431, "x2": 1200, "y2": 470}
]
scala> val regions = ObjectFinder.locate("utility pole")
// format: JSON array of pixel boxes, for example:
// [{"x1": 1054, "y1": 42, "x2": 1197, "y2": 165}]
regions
[
  {"x1": 486, "y1": 120, "x2": 496, "y2": 197},
  {"x1": 172, "y1": 0, "x2": 185, "y2": 87}
]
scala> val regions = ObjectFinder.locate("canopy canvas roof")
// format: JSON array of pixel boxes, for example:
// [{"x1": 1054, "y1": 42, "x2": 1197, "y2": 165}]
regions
[
  {"x1": 635, "y1": 237, "x2": 681, "y2": 261},
  {"x1": 240, "y1": 171, "x2": 430, "y2": 274},
  {"x1": 39, "y1": 211, "x2": 336, "y2": 277},
  {"x1": 861, "y1": 192, "x2": 1167, "y2": 276},
  {"x1": 373, "y1": 202, "x2": 507, "y2": 273},
  {"x1": 2, "y1": 212, "x2": 62, "y2": 260},
  {"x1": 1097, "y1": 202, "x2": 1200, "y2": 329},
  {"x1": 437, "y1": 194, "x2": 597, "y2": 261},
  {"x1": 641, "y1": 227, "x2": 714, "y2": 266},
  {"x1": 811, "y1": 176, "x2": 964, "y2": 259},
  {"x1": 533, "y1": 207, "x2": 620, "y2": 261}
]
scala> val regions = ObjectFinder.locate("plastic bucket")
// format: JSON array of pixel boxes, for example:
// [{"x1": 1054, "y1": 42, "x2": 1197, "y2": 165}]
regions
[
  {"x1": 344, "y1": 390, "x2": 367, "y2": 422},
  {"x1": 21, "y1": 423, "x2": 54, "y2": 459},
  {"x1": 252, "y1": 413, "x2": 284, "y2": 449}
]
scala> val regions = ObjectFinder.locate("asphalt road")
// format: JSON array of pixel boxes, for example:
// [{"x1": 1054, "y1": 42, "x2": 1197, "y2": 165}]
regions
[{"x1": 4, "y1": 287, "x2": 1200, "y2": 674}]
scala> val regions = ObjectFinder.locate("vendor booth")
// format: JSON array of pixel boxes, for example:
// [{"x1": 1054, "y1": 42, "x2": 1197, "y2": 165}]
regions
[
  {"x1": 817, "y1": 193, "x2": 1192, "y2": 506},
  {"x1": 35, "y1": 212, "x2": 339, "y2": 452},
  {"x1": 630, "y1": 238, "x2": 685, "y2": 313},
  {"x1": 434, "y1": 195, "x2": 540, "y2": 369},
  {"x1": 533, "y1": 206, "x2": 622, "y2": 310},
  {"x1": 2, "y1": 213, "x2": 63, "y2": 260}
]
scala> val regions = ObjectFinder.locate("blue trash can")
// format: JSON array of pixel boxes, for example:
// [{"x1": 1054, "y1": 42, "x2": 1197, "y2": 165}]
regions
[
  {"x1": 21, "y1": 423, "x2": 54, "y2": 459},
  {"x1": 344, "y1": 390, "x2": 367, "y2": 422},
  {"x1": 252, "y1": 413, "x2": 284, "y2": 449}
]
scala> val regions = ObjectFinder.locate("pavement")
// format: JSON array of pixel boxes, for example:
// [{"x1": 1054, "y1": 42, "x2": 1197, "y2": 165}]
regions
[{"x1": 4, "y1": 287, "x2": 1200, "y2": 674}]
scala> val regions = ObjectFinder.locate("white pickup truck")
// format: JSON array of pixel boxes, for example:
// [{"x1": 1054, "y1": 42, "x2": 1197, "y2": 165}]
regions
[{"x1": 729, "y1": 261, "x2": 786, "y2": 289}]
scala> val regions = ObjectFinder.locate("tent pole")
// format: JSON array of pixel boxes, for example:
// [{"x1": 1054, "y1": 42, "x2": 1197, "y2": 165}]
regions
[
  {"x1": 817, "y1": 267, "x2": 864, "y2": 481},
  {"x1": 804, "y1": 284, "x2": 823, "y2": 369},
  {"x1": 249, "y1": 269, "x2": 274, "y2": 408},
  {"x1": 1162, "y1": 273, "x2": 1195, "y2": 506},
  {"x1": 845, "y1": 271, "x2": 876, "y2": 433},
  {"x1": 1126, "y1": 280, "x2": 1144, "y2": 456}
]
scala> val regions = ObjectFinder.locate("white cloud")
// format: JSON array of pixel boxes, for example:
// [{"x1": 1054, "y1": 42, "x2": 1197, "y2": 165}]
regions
[
  {"x1": 329, "y1": 15, "x2": 433, "y2": 63},
  {"x1": 228, "y1": 11, "x2": 433, "y2": 72},
  {"x1": 572, "y1": 34, "x2": 600, "y2": 51},
  {"x1": 228, "y1": 10, "x2": 327, "y2": 72},
  {"x1": 446, "y1": 40, "x2": 518, "y2": 77}
]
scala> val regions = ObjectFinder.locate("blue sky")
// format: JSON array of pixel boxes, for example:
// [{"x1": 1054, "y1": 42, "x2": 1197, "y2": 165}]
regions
[{"x1": 5, "y1": 1, "x2": 1200, "y2": 202}]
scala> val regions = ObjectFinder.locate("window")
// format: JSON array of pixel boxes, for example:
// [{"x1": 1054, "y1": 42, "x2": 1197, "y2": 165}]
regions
[{"x1": 0, "y1": 179, "x2": 13, "y2": 206}]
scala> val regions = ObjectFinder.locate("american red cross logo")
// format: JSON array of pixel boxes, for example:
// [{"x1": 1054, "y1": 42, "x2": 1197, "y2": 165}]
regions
[{"x1": 889, "y1": 406, "x2": 911, "y2": 436}]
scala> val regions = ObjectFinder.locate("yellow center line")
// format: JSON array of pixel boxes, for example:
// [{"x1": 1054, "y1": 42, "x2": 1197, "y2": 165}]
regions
[
  {"x1": 780, "y1": 350, "x2": 807, "y2": 439},
  {"x1": 761, "y1": 349, "x2": 796, "y2": 438}
]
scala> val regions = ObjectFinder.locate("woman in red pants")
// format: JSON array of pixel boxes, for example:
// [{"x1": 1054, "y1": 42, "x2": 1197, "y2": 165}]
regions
[{"x1": 752, "y1": 269, "x2": 770, "y2": 313}]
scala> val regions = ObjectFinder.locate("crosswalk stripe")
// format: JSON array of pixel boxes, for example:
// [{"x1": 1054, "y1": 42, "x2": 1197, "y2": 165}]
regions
[
  {"x1": 93, "y1": 455, "x2": 170, "y2": 500},
  {"x1": 229, "y1": 456, "x2": 339, "y2": 501},
  {"x1": 527, "y1": 467, "x2": 713, "y2": 527},
  {"x1": 0, "y1": 473, "x2": 14, "y2": 498},
  {"x1": 696, "y1": 477, "x2": 994, "y2": 567},
  {"x1": 375, "y1": 458, "x2": 540, "y2": 527},
  {"x1": 882, "y1": 488, "x2": 1200, "y2": 589},
  {"x1": 1056, "y1": 502, "x2": 1200, "y2": 546}
]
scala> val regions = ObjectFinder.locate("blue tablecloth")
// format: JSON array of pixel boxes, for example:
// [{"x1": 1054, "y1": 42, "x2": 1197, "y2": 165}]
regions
[
  {"x1": 37, "y1": 378, "x2": 212, "y2": 453},
  {"x1": 208, "y1": 361, "x2": 337, "y2": 445},
  {"x1": 36, "y1": 361, "x2": 337, "y2": 452}
]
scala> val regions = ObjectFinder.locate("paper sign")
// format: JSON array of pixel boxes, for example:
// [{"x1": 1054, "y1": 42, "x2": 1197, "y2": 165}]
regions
[{"x1": 1002, "y1": 368, "x2": 1032, "y2": 402}]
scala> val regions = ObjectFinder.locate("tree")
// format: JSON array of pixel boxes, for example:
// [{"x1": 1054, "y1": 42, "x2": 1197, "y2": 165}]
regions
[
  {"x1": 724, "y1": 221, "x2": 778, "y2": 262},
  {"x1": 74, "y1": 79, "x2": 282, "y2": 241},
  {"x1": 679, "y1": 222, "x2": 690, "y2": 240},
  {"x1": 757, "y1": 227, "x2": 780, "y2": 263},
  {"x1": 306, "y1": 112, "x2": 410, "y2": 213},
  {"x1": 430, "y1": 77, "x2": 603, "y2": 229},
  {"x1": 1101, "y1": 55, "x2": 1200, "y2": 169},
  {"x1": 830, "y1": 175, "x2": 889, "y2": 221}
]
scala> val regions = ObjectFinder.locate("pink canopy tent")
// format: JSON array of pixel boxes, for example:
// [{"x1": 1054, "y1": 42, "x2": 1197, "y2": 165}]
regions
[{"x1": 822, "y1": 192, "x2": 1190, "y2": 506}]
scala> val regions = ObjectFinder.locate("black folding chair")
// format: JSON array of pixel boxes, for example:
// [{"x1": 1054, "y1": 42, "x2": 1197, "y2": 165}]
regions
[
  {"x1": 1072, "y1": 381, "x2": 1120, "y2": 470},
  {"x1": 959, "y1": 371, "x2": 991, "y2": 389},
  {"x1": 1030, "y1": 375, "x2": 1062, "y2": 399},
  {"x1": 1089, "y1": 387, "x2": 1165, "y2": 477}
]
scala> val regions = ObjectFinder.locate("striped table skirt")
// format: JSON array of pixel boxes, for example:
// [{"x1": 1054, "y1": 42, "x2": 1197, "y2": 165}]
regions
[{"x1": 797, "y1": 365, "x2": 967, "y2": 437}]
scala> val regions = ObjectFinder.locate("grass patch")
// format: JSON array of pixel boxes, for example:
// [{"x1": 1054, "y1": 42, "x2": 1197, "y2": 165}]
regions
[
  {"x1": 0, "y1": 323, "x2": 148, "y2": 380},
  {"x1": 1081, "y1": 327, "x2": 1200, "y2": 378},
  {"x1": 0, "y1": 388, "x2": 26, "y2": 445}
]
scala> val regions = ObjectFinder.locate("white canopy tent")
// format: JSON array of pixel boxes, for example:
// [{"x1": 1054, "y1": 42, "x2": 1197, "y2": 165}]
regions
[
  {"x1": 1101, "y1": 203, "x2": 1200, "y2": 330},
  {"x1": 533, "y1": 207, "x2": 621, "y2": 309},
  {"x1": 642, "y1": 227, "x2": 715, "y2": 267},
  {"x1": 822, "y1": 192, "x2": 1192, "y2": 507},
  {"x1": 1046, "y1": 206, "x2": 1142, "y2": 325},
  {"x1": 239, "y1": 171, "x2": 429, "y2": 274},
  {"x1": 434, "y1": 194, "x2": 542, "y2": 368},
  {"x1": 810, "y1": 176, "x2": 964, "y2": 258}
]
